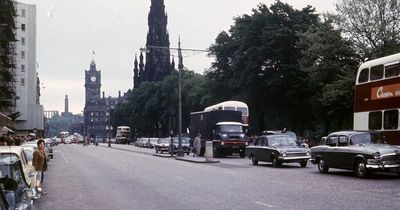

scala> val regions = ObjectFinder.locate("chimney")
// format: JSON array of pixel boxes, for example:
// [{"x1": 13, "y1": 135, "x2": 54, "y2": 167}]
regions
[{"x1": 118, "y1": 90, "x2": 121, "y2": 98}]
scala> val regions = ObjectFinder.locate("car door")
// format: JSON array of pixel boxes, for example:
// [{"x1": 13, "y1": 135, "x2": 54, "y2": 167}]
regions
[
  {"x1": 252, "y1": 137, "x2": 264, "y2": 161},
  {"x1": 323, "y1": 135, "x2": 338, "y2": 167},
  {"x1": 257, "y1": 137, "x2": 269, "y2": 162},
  {"x1": 335, "y1": 135, "x2": 353, "y2": 169}
]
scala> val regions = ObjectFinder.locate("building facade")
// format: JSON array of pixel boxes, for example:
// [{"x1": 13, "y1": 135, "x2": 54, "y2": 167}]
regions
[
  {"x1": 14, "y1": 2, "x2": 44, "y2": 135},
  {"x1": 83, "y1": 60, "x2": 125, "y2": 139}
]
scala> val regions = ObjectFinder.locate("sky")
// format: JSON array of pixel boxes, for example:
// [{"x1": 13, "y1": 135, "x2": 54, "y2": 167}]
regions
[{"x1": 19, "y1": 0, "x2": 337, "y2": 114}]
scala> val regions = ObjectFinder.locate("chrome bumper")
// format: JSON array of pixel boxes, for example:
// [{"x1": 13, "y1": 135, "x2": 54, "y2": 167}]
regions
[{"x1": 278, "y1": 155, "x2": 311, "y2": 161}]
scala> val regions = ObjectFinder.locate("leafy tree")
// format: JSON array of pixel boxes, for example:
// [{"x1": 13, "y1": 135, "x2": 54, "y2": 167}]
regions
[
  {"x1": 335, "y1": 0, "x2": 400, "y2": 58},
  {"x1": 208, "y1": 1, "x2": 319, "y2": 134},
  {"x1": 298, "y1": 18, "x2": 359, "y2": 137},
  {"x1": 113, "y1": 69, "x2": 207, "y2": 137}
]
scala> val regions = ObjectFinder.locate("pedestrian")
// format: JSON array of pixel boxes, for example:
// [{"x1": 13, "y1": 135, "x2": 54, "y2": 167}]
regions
[
  {"x1": 193, "y1": 133, "x2": 201, "y2": 157},
  {"x1": 32, "y1": 139, "x2": 47, "y2": 195}
]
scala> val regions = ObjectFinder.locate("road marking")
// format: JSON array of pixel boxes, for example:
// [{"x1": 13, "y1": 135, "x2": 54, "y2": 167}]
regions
[
  {"x1": 255, "y1": 201, "x2": 275, "y2": 208},
  {"x1": 60, "y1": 150, "x2": 69, "y2": 164}
]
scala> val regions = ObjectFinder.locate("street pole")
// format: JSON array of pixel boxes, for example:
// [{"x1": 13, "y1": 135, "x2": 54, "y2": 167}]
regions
[{"x1": 177, "y1": 38, "x2": 184, "y2": 157}]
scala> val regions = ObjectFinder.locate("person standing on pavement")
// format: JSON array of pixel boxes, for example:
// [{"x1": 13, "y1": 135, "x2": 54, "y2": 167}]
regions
[
  {"x1": 32, "y1": 139, "x2": 47, "y2": 195},
  {"x1": 193, "y1": 133, "x2": 201, "y2": 157}
]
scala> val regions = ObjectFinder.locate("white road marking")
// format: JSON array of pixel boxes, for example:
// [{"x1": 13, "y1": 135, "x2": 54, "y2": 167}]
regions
[
  {"x1": 60, "y1": 150, "x2": 69, "y2": 164},
  {"x1": 255, "y1": 201, "x2": 275, "y2": 208}
]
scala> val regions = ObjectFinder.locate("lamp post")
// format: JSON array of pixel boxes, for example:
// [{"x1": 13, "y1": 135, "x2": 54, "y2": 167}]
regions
[
  {"x1": 139, "y1": 40, "x2": 208, "y2": 157},
  {"x1": 176, "y1": 38, "x2": 184, "y2": 157}
]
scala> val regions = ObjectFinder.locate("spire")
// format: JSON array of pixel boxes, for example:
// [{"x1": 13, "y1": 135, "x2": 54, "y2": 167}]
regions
[
  {"x1": 145, "y1": 0, "x2": 171, "y2": 82},
  {"x1": 133, "y1": 54, "x2": 139, "y2": 89},
  {"x1": 171, "y1": 55, "x2": 175, "y2": 71}
]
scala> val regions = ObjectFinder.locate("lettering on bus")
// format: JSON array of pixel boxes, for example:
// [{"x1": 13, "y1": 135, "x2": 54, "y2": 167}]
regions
[{"x1": 371, "y1": 83, "x2": 400, "y2": 100}]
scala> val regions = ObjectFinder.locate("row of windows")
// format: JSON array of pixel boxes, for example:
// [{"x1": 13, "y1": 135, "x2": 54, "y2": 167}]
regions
[
  {"x1": 358, "y1": 63, "x2": 400, "y2": 83},
  {"x1": 369, "y1": 109, "x2": 399, "y2": 130}
]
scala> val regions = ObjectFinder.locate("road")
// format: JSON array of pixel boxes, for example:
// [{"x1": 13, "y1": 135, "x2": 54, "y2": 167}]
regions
[{"x1": 34, "y1": 143, "x2": 400, "y2": 210}]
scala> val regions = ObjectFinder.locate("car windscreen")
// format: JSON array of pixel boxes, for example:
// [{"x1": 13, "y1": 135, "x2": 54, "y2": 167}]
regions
[
  {"x1": 173, "y1": 138, "x2": 189, "y2": 144},
  {"x1": 268, "y1": 136, "x2": 297, "y2": 147},
  {"x1": 217, "y1": 125, "x2": 242, "y2": 133},
  {"x1": 350, "y1": 133, "x2": 386, "y2": 144}
]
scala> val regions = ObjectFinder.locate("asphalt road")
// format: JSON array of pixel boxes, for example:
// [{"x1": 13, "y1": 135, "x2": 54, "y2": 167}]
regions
[{"x1": 34, "y1": 143, "x2": 400, "y2": 210}]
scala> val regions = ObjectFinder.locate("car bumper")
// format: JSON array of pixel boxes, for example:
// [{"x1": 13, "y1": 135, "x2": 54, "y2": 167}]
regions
[
  {"x1": 366, "y1": 163, "x2": 400, "y2": 171},
  {"x1": 278, "y1": 155, "x2": 311, "y2": 162}
]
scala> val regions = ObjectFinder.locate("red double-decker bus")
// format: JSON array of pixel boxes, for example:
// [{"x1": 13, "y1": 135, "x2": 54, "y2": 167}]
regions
[{"x1": 354, "y1": 53, "x2": 400, "y2": 145}]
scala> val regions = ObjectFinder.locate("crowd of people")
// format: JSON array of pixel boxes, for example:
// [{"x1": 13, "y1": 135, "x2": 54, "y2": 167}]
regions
[{"x1": 0, "y1": 134, "x2": 35, "y2": 146}]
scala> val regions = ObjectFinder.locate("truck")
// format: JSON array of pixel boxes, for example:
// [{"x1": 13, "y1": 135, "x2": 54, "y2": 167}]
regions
[
  {"x1": 116, "y1": 126, "x2": 130, "y2": 144},
  {"x1": 190, "y1": 110, "x2": 248, "y2": 158}
]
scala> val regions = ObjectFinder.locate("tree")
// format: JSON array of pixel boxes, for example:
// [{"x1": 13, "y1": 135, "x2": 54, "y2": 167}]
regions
[
  {"x1": 298, "y1": 18, "x2": 359, "y2": 137},
  {"x1": 335, "y1": 0, "x2": 400, "y2": 59},
  {"x1": 208, "y1": 1, "x2": 319, "y2": 133}
]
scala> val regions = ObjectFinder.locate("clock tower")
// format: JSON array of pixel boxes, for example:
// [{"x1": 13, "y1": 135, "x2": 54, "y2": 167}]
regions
[
  {"x1": 84, "y1": 59, "x2": 101, "y2": 104},
  {"x1": 83, "y1": 59, "x2": 104, "y2": 138}
]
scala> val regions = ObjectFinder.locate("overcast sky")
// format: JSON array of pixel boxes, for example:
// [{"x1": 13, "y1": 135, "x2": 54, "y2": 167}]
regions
[{"x1": 19, "y1": 0, "x2": 337, "y2": 114}]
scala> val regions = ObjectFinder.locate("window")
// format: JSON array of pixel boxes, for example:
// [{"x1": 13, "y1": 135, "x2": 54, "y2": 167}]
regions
[
  {"x1": 21, "y1": 64, "x2": 25, "y2": 72},
  {"x1": 326, "y1": 136, "x2": 338, "y2": 146},
  {"x1": 21, "y1": 78, "x2": 25, "y2": 86},
  {"x1": 255, "y1": 137, "x2": 264, "y2": 146},
  {"x1": 383, "y1": 110, "x2": 399, "y2": 130},
  {"x1": 370, "y1": 65, "x2": 384, "y2": 81},
  {"x1": 21, "y1": 23, "x2": 26, "y2": 31},
  {"x1": 21, "y1": 9, "x2": 26, "y2": 17},
  {"x1": 21, "y1": 51, "x2": 25, "y2": 59},
  {"x1": 338, "y1": 136, "x2": 349, "y2": 146},
  {"x1": 21, "y1": 37, "x2": 25, "y2": 45},
  {"x1": 385, "y1": 63, "x2": 400, "y2": 78},
  {"x1": 369, "y1": 111, "x2": 382, "y2": 130},
  {"x1": 358, "y1": 68, "x2": 369, "y2": 83}
]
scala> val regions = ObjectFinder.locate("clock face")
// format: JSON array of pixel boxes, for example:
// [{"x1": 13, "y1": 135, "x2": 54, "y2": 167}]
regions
[{"x1": 90, "y1": 76, "x2": 96, "y2": 82}]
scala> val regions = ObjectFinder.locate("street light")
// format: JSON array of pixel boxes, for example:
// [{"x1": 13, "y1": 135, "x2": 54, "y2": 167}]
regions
[
  {"x1": 176, "y1": 38, "x2": 184, "y2": 157},
  {"x1": 139, "y1": 39, "x2": 208, "y2": 157}
]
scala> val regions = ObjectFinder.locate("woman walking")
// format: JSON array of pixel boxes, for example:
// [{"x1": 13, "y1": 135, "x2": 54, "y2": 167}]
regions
[{"x1": 32, "y1": 139, "x2": 47, "y2": 195}]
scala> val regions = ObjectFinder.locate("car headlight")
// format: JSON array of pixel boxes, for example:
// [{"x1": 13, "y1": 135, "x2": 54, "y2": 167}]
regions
[
  {"x1": 279, "y1": 150, "x2": 287, "y2": 157},
  {"x1": 373, "y1": 152, "x2": 381, "y2": 160},
  {"x1": 240, "y1": 134, "x2": 245, "y2": 137},
  {"x1": 306, "y1": 151, "x2": 310, "y2": 156},
  {"x1": 222, "y1": 134, "x2": 228, "y2": 138}
]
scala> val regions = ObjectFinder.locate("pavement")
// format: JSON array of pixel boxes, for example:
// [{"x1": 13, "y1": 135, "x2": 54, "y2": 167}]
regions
[{"x1": 98, "y1": 143, "x2": 220, "y2": 163}]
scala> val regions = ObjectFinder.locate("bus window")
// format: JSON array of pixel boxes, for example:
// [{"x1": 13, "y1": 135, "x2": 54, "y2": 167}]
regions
[
  {"x1": 385, "y1": 63, "x2": 400, "y2": 78},
  {"x1": 370, "y1": 65, "x2": 384, "y2": 81},
  {"x1": 237, "y1": 107, "x2": 248, "y2": 116},
  {"x1": 358, "y1": 68, "x2": 369, "y2": 83},
  {"x1": 224, "y1": 106, "x2": 235, "y2": 111},
  {"x1": 383, "y1": 110, "x2": 399, "y2": 130},
  {"x1": 369, "y1": 111, "x2": 382, "y2": 130}
]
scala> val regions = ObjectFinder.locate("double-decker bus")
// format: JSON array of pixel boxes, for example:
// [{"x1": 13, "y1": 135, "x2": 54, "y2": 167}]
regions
[
  {"x1": 354, "y1": 53, "x2": 400, "y2": 145},
  {"x1": 204, "y1": 101, "x2": 249, "y2": 125},
  {"x1": 116, "y1": 126, "x2": 130, "y2": 144}
]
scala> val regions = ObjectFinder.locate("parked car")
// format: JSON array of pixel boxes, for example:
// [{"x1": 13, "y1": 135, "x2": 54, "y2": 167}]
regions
[
  {"x1": 0, "y1": 158, "x2": 35, "y2": 209},
  {"x1": 44, "y1": 139, "x2": 54, "y2": 159},
  {"x1": 135, "y1": 138, "x2": 148, "y2": 148},
  {"x1": 310, "y1": 130, "x2": 400, "y2": 178},
  {"x1": 245, "y1": 134, "x2": 310, "y2": 167},
  {"x1": 172, "y1": 137, "x2": 190, "y2": 155},
  {"x1": 154, "y1": 138, "x2": 171, "y2": 154},
  {"x1": 145, "y1": 138, "x2": 159, "y2": 149},
  {"x1": 0, "y1": 147, "x2": 38, "y2": 189}
]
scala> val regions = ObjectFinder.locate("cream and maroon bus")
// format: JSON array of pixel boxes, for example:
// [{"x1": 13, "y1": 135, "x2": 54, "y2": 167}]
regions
[
  {"x1": 204, "y1": 100, "x2": 249, "y2": 125},
  {"x1": 354, "y1": 53, "x2": 400, "y2": 145}
]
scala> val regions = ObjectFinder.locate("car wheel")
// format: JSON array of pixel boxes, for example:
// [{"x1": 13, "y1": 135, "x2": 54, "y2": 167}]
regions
[
  {"x1": 355, "y1": 159, "x2": 368, "y2": 178},
  {"x1": 272, "y1": 156, "x2": 281, "y2": 168},
  {"x1": 251, "y1": 156, "x2": 258, "y2": 165},
  {"x1": 239, "y1": 151, "x2": 245, "y2": 158},
  {"x1": 317, "y1": 158, "x2": 329, "y2": 173},
  {"x1": 155, "y1": 148, "x2": 158, "y2": 153},
  {"x1": 300, "y1": 160, "x2": 307, "y2": 167}
]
